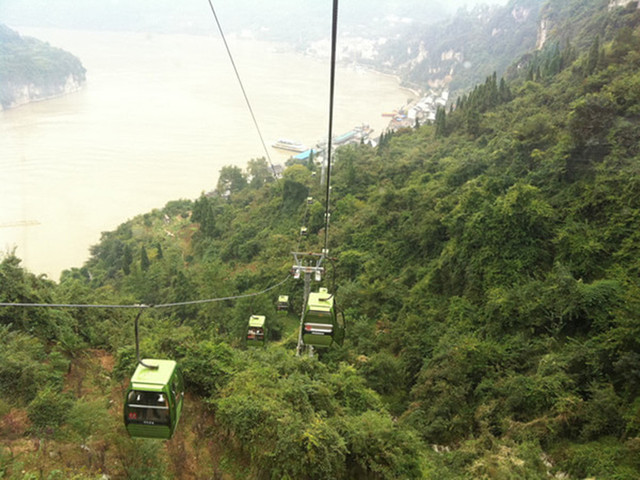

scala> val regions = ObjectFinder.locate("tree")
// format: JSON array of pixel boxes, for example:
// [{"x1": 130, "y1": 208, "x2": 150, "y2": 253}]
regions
[
  {"x1": 122, "y1": 245, "x2": 133, "y2": 275},
  {"x1": 567, "y1": 92, "x2": 616, "y2": 151},
  {"x1": 140, "y1": 246, "x2": 150, "y2": 271},
  {"x1": 585, "y1": 35, "x2": 600, "y2": 76},
  {"x1": 499, "y1": 77, "x2": 512, "y2": 102},
  {"x1": 216, "y1": 165, "x2": 246, "y2": 195},
  {"x1": 308, "y1": 149, "x2": 316, "y2": 170},
  {"x1": 171, "y1": 270, "x2": 197, "y2": 324},
  {"x1": 337, "y1": 148, "x2": 357, "y2": 189},
  {"x1": 192, "y1": 195, "x2": 219, "y2": 238},
  {"x1": 247, "y1": 157, "x2": 273, "y2": 189},
  {"x1": 464, "y1": 105, "x2": 480, "y2": 136},
  {"x1": 435, "y1": 106, "x2": 446, "y2": 137}
]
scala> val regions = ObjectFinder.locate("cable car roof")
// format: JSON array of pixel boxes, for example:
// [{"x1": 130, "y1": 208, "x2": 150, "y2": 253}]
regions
[
  {"x1": 307, "y1": 288, "x2": 334, "y2": 311},
  {"x1": 249, "y1": 315, "x2": 266, "y2": 327},
  {"x1": 131, "y1": 359, "x2": 177, "y2": 387}
]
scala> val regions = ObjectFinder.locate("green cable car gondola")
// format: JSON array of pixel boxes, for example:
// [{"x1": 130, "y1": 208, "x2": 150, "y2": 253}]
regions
[
  {"x1": 302, "y1": 287, "x2": 344, "y2": 348},
  {"x1": 124, "y1": 359, "x2": 184, "y2": 439},
  {"x1": 276, "y1": 295, "x2": 290, "y2": 314},
  {"x1": 246, "y1": 315, "x2": 266, "y2": 347}
]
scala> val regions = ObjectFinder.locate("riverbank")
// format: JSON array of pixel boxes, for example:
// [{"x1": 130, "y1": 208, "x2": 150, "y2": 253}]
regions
[
  {"x1": 1, "y1": 75, "x2": 85, "y2": 111},
  {"x1": 1, "y1": 28, "x2": 411, "y2": 280}
]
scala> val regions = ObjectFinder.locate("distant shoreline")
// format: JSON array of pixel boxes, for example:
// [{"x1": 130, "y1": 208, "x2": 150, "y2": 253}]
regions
[
  {"x1": 1, "y1": 82, "x2": 85, "y2": 112},
  {"x1": 2, "y1": 28, "x2": 410, "y2": 279}
]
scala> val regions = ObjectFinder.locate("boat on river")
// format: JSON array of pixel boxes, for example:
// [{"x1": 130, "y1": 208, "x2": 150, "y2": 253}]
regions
[{"x1": 272, "y1": 138, "x2": 308, "y2": 153}]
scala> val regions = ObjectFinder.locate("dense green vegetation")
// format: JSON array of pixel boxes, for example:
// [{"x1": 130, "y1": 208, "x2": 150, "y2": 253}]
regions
[
  {"x1": 2, "y1": 1, "x2": 640, "y2": 479},
  {"x1": 0, "y1": 24, "x2": 86, "y2": 109}
]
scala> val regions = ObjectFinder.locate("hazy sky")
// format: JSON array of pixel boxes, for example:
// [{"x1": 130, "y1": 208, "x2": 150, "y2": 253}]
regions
[
  {"x1": 1, "y1": 0, "x2": 515, "y2": 34},
  {"x1": 455, "y1": 0, "x2": 511, "y2": 5}
]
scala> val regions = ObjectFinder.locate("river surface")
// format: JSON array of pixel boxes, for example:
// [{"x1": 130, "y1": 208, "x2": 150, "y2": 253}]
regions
[{"x1": 1, "y1": 28, "x2": 413, "y2": 280}]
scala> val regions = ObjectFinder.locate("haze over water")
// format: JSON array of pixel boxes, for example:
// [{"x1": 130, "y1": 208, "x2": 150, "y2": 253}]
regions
[{"x1": 1, "y1": 28, "x2": 414, "y2": 280}]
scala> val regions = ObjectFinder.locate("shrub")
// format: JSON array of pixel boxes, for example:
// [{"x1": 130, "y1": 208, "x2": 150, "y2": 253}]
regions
[{"x1": 27, "y1": 386, "x2": 74, "y2": 434}]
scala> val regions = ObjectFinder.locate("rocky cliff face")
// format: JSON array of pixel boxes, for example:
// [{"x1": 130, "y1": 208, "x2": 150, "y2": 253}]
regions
[
  {"x1": 608, "y1": 0, "x2": 640, "y2": 9},
  {"x1": 536, "y1": 18, "x2": 548, "y2": 50},
  {"x1": 533, "y1": 0, "x2": 639, "y2": 56},
  {"x1": 1, "y1": 74, "x2": 84, "y2": 111},
  {"x1": 369, "y1": 0, "x2": 544, "y2": 96}
]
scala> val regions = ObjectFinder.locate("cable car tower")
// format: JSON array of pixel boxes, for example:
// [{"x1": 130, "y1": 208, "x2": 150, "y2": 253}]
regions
[{"x1": 292, "y1": 251, "x2": 326, "y2": 356}]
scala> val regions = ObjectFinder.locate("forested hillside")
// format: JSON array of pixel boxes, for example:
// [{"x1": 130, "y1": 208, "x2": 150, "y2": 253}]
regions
[
  {"x1": 378, "y1": 0, "x2": 639, "y2": 98},
  {"x1": 0, "y1": 24, "x2": 85, "y2": 110},
  {"x1": 374, "y1": 0, "x2": 545, "y2": 95},
  {"x1": 2, "y1": 1, "x2": 640, "y2": 479}
]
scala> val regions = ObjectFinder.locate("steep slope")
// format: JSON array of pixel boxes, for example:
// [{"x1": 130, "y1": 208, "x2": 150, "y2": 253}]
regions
[
  {"x1": 373, "y1": 0, "x2": 545, "y2": 94},
  {"x1": 1, "y1": 2, "x2": 640, "y2": 479},
  {"x1": 375, "y1": 0, "x2": 640, "y2": 97}
]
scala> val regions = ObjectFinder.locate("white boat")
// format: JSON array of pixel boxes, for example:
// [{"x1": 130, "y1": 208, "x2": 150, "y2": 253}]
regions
[{"x1": 272, "y1": 138, "x2": 308, "y2": 153}]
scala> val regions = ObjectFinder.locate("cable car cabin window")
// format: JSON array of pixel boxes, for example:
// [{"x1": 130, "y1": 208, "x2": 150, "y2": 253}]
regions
[
  {"x1": 247, "y1": 327, "x2": 264, "y2": 340},
  {"x1": 304, "y1": 322, "x2": 333, "y2": 335},
  {"x1": 307, "y1": 310, "x2": 332, "y2": 321},
  {"x1": 276, "y1": 296, "x2": 289, "y2": 311},
  {"x1": 126, "y1": 390, "x2": 171, "y2": 426}
]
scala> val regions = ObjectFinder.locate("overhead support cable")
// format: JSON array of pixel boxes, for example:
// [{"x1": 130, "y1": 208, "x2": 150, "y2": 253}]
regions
[
  {"x1": 0, "y1": 275, "x2": 291, "y2": 310},
  {"x1": 323, "y1": 0, "x2": 339, "y2": 255},
  {"x1": 0, "y1": 302, "x2": 146, "y2": 309},
  {"x1": 205, "y1": 0, "x2": 278, "y2": 179},
  {"x1": 154, "y1": 275, "x2": 290, "y2": 308}
]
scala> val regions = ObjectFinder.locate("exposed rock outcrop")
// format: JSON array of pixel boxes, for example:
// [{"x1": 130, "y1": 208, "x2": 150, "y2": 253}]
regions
[
  {"x1": 608, "y1": 0, "x2": 640, "y2": 10},
  {"x1": 536, "y1": 19, "x2": 548, "y2": 50},
  {"x1": 2, "y1": 74, "x2": 84, "y2": 110}
]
